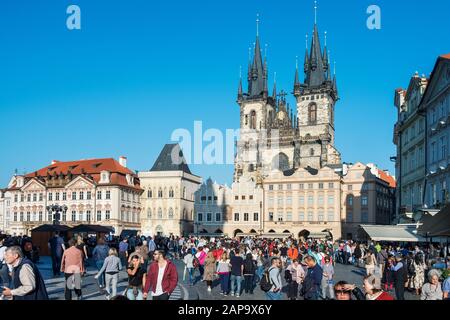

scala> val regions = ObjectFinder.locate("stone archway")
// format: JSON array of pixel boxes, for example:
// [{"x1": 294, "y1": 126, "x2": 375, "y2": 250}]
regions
[{"x1": 234, "y1": 229, "x2": 243, "y2": 237}]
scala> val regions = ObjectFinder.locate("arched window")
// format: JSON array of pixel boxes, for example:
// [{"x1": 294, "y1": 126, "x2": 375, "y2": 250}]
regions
[
  {"x1": 272, "y1": 153, "x2": 290, "y2": 171},
  {"x1": 250, "y1": 110, "x2": 257, "y2": 129},
  {"x1": 158, "y1": 208, "x2": 163, "y2": 219},
  {"x1": 308, "y1": 103, "x2": 317, "y2": 124},
  {"x1": 147, "y1": 208, "x2": 152, "y2": 219},
  {"x1": 169, "y1": 188, "x2": 174, "y2": 198},
  {"x1": 147, "y1": 189, "x2": 152, "y2": 198},
  {"x1": 158, "y1": 188, "x2": 163, "y2": 198},
  {"x1": 310, "y1": 148, "x2": 314, "y2": 156},
  {"x1": 168, "y1": 208, "x2": 174, "y2": 219}
]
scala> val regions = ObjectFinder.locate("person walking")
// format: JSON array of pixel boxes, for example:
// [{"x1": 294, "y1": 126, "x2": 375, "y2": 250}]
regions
[
  {"x1": 301, "y1": 255, "x2": 323, "y2": 300},
  {"x1": 61, "y1": 239, "x2": 84, "y2": 300},
  {"x1": 143, "y1": 250, "x2": 178, "y2": 300},
  {"x1": 322, "y1": 256, "x2": 335, "y2": 299},
  {"x1": 1, "y1": 246, "x2": 49, "y2": 300},
  {"x1": 216, "y1": 252, "x2": 231, "y2": 296},
  {"x1": 265, "y1": 257, "x2": 282, "y2": 301},
  {"x1": 183, "y1": 248, "x2": 195, "y2": 286},
  {"x1": 47, "y1": 231, "x2": 65, "y2": 277},
  {"x1": 243, "y1": 253, "x2": 256, "y2": 295},
  {"x1": 255, "y1": 250, "x2": 265, "y2": 283},
  {"x1": 409, "y1": 254, "x2": 426, "y2": 295},
  {"x1": 119, "y1": 238, "x2": 129, "y2": 267},
  {"x1": 195, "y1": 247, "x2": 207, "y2": 279},
  {"x1": 391, "y1": 254, "x2": 407, "y2": 300},
  {"x1": 286, "y1": 259, "x2": 305, "y2": 300},
  {"x1": 76, "y1": 235, "x2": 88, "y2": 269},
  {"x1": 203, "y1": 251, "x2": 217, "y2": 292},
  {"x1": 95, "y1": 248, "x2": 123, "y2": 300},
  {"x1": 92, "y1": 238, "x2": 109, "y2": 288},
  {"x1": 364, "y1": 250, "x2": 377, "y2": 276},
  {"x1": 230, "y1": 248, "x2": 244, "y2": 297},
  {"x1": 148, "y1": 237, "x2": 156, "y2": 260},
  {"x1": 125, "y1": 255, "x2": 147, "y2": 300}
]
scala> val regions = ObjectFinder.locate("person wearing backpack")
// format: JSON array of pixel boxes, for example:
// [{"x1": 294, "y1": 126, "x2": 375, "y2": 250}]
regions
[
  {"x1": 243, "y1": 253, "x2": 256, "y2": 295},
  {"x1": 265, "y1": 257, "x2": 283, "y2": 300}
]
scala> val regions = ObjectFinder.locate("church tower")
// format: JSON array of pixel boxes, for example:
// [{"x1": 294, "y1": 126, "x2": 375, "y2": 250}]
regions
[
  {"x1": 294, "y1": 21, "x2": 340, "y2": 168},
  {"x1": 235, "y1": 16, "x2": 277, "y2": 182}
]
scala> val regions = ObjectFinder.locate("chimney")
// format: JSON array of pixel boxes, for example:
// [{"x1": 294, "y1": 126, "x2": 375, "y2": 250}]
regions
[
  {"x1": 119, "y1": 156, "x2": 127, "y2": 168},
  {"x1": 51, "y1": 160, "x2": 59, "y2": 165}
]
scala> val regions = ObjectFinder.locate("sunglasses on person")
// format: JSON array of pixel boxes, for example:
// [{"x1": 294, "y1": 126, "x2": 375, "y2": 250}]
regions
[{"x1": 334, "y1": 289, "x2": 351, "y2": 295}]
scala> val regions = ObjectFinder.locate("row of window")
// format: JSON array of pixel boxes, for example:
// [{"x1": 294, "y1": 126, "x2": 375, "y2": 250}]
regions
[
  {"x1": 403, "y1": 119, "x2": 425, "y2": 146},
  {"x1": 268, "y1": 211, "x2": 335, "y2": 222},
  {"x1": 268, "y1": 183, "x2": 335, "y2": 191},
  {"x1": 430, "y1": 136, "x2": 448, "y2": 164},
  {"x1": 13, "y1": 210, "x2": 111, "y2": 222},
  {"x1": 346, "y1": 212, "x2": 369, "y2": 223},
  {"x1": 347, "y1": 195, "x2": 368, "y2": 207},
  {"x1": 121, "y1": 190, "x2": 139, "y2": 202},
  {"x1": 14, "y1": 191, "x2": 111, "y2": 203},
  {"x1": 232, "y1": 212, "x2": 259, "y2": 222},
  {"x1": 146, "y1": 187, "x2": 187, "y2": 199},
  {"x1": 146, "y1": 208, "x2": 176, "y2": 220},
  {"x1": 269, "y1": 195, "x2": 336, "y2": 207},
  {"x1": 197, "y1": 212, "x2": 222, "y2": 222}
]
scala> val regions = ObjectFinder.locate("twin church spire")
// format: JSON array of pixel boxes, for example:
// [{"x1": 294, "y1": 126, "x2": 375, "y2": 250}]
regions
[{"x1": 239, "y1": 4, "x2": 338, "y2": 104}]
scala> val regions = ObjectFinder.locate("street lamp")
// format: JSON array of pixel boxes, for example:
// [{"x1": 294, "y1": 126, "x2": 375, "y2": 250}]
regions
[
  {"x1": 46, "y1": 204, "x2": 68, "y2": 225},
  {"x1": 194, "y1": 222, "x2": 200, "y2": 238}
]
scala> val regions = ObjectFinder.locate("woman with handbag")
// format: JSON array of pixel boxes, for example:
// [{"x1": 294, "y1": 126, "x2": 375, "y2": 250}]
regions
[{"x1": 125, "y1": 255, "x2": 146, "y2": 300}]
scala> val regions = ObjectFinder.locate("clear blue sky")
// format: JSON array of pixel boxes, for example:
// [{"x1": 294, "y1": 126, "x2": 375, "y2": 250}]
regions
[{"x1": 0, "y1": 0, "x2": 449, "y2": 187}]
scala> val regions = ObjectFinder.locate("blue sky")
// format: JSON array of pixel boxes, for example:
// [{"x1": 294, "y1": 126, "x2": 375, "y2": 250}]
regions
[{"x1": 0, "y1": 0, "x2": 449, "y2": 187}]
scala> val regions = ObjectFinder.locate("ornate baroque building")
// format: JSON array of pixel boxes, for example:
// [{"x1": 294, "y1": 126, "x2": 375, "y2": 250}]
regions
[{"x1": 2, "y1": 157, "x2": 142, "y2": 235}]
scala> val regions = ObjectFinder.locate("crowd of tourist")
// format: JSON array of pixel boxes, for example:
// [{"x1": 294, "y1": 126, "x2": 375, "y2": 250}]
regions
[{"x1": 1, "y1": 231, "x2": 449, "y2": 301}]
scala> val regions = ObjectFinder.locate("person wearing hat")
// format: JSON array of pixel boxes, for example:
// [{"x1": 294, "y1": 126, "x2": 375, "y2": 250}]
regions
[
  {"x1": 391, "y1": 254, "x2": 407, "y2": 300},
  {"x1": 363, "y1": 275, "x2": 394, "y2": 300}
]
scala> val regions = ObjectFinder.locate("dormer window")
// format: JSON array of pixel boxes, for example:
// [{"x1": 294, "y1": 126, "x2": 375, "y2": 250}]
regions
[
  {"x1": 126, "y1": 174, "x2": 133, "y2": 185},
  {"x1": 100, "y1": 171, "x2": 111, "y2": 184}
]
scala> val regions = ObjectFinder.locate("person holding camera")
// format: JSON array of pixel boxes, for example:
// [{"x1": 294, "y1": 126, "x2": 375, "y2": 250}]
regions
[{"x1": 125, "y1": 255, "x2": 147, "y2": 300}]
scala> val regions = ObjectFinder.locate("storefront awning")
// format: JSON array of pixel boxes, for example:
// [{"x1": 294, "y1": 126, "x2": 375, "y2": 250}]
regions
[
  {"x1": 359, "y1": 225, "x2": 426, "y2": 242},
  {"x1": 259, "y1": 233, "x2": 292, "y2": 239},
  {"x1": 308, "y1": 232, "x2": 330, "y2": 239}
]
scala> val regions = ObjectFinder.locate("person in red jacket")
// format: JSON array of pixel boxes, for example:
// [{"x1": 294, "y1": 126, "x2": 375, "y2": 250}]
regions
[
  {"x1": 364, "y1": 275, "x2": 395, "y2": 300},
  {"x1": 143, "y1": 250, "x2": 178, "y2": 300}
]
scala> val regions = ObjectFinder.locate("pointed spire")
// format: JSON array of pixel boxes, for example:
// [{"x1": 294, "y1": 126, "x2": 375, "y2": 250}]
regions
[
  {"x1": 238, "y1": 66, "x2": 243, "y2": 102},
  {"x1": 247, "y1": 14, "x2": 265, "y2": 98},
  {"x1": 272, "y1": 72, "x2": 277, "y2": 100},
  {"x1": 314, "y1": 1, "x2": 318, "y2": 24},
  {"x1": 305, "y1": 22, "x2": 326, "y2": 87},
  {"x1": 294, "y1": 56, "x2": 301, "y2": 97}
]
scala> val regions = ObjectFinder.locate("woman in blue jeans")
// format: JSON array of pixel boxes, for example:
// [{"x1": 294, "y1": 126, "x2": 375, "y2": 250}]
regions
[{"x1": 217, "y1": 253, "x2": 231, "y2": 295}]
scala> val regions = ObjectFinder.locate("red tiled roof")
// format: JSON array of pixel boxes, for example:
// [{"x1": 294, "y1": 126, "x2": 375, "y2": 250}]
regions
[
  {"x1": 378, "y1": 170, "x2": 396, "y2": 188},
  {"x1": 440, "y1": 53, "x2": 450, "y2": 60},
  {"x1": 22, "y1": 158, "x2": 142, "y2": 191}
]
